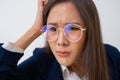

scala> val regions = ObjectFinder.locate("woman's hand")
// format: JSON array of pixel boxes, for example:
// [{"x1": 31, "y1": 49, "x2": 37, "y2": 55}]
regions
[
  {"x1": 14, "y1": 0, "x2": 48, "y2": 50},
  {"x1": 33, "y1": 0, "x2": 48, "y2": 31}
]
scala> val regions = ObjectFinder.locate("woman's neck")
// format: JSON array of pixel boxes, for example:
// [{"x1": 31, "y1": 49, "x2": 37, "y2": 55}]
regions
[{"x1": 68, "y1": 59, "x2": 87, "y2": 77}]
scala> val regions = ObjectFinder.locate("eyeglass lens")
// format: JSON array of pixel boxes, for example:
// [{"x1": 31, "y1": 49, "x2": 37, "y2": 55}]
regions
[{"x1": 42, "y1": 24, "x2": 83, "y2": 42}]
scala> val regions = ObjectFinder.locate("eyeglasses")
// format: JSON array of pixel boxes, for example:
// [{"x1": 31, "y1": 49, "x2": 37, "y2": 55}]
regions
[{"x1": 41, "y1": 23, "x2": 86, "y2": 42}]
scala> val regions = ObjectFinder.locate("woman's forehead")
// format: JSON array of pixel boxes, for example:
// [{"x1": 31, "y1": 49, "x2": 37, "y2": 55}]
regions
[{"x1": 47, "y1": 2, "x2": 84, "y2": 25}]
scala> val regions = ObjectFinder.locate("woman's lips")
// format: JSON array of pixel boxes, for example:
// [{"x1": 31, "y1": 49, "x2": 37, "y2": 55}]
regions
[{"x1": 56, "y1": 51, "x2": 70, "y2": 57}]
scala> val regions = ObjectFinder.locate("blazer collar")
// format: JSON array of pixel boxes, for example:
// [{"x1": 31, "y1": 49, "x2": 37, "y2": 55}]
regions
[{"x1": 46, "y1": 60, "x2": 64, "y2": 80}]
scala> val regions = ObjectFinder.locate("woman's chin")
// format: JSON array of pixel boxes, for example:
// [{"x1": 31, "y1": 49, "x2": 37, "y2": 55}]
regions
[{"x1": 58, "y1": 60, "x2": 73, "y2": 67}]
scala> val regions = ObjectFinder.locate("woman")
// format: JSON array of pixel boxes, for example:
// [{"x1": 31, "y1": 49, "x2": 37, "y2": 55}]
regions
[{"x1": 0, "y1": 0, "x2": 119, "y2": 80}]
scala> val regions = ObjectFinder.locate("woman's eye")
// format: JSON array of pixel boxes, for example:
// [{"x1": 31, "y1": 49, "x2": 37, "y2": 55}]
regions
[
  {"x1": 49, "y1": 27, "x2": 56, "y2": 31},
  {"x1": 68, "y1": 26, "x2": 80, "y2": 31}
]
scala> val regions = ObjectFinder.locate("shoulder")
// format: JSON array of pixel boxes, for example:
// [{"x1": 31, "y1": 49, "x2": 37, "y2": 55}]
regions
[
  {"x1": 104, "y1": 44, "x2": 120, "y2": 79},
  {"x1": 32, "y1": 47, "x2": 55, "y2": 66},
  {"x1": 104, "y1": 44, "x2": 120, "y2": 59},
  {"x1": 32, "y1": 48, "x2": 60, "y2": 74},
  {"x1": 0, "y1": 43, "x2": 3, "y2": 45},
  {"x1": 32, "y1": 47, "x2": 54, "y2": 61}
]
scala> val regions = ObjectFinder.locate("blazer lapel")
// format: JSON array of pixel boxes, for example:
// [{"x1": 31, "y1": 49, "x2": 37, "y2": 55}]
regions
[{"x1": 46, "y1": 60, "x2": 64, "y2": 80}]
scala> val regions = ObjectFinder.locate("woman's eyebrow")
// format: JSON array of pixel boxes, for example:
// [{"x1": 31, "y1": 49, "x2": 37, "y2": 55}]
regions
[
  {"x1": 48, "y1": 22, "x2": 81, "y2": 25},
  {"x1": 65, "y1": 22, "x2": 80, "y2": 25},
  {"x1": 47, "y1": 22, "x2": 84, "y2": 27},
  {"x1": 47, "y1": 23, "x2": 57, "y2": 26},
  {"x1": 65, "y1": 22, "x2": 83, "y2": 26}
]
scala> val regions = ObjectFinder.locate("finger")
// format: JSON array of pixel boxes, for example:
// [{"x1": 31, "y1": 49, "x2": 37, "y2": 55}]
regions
[{"x1": 42, "y1": 0, "x2": 48, "y2": 6}]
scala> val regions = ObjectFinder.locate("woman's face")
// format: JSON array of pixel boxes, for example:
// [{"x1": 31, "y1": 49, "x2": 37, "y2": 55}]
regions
[{"x1": 47, "y1": 2, "x2": 86, "y2": 66}]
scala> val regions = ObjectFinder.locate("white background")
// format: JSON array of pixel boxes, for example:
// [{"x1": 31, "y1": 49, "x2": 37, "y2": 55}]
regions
[{"x1": 0, "y1": 0, "x2": 120, "y2": 63}]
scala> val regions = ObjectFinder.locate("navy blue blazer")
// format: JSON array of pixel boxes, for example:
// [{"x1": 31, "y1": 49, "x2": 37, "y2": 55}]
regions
[{"x1": 0, "y1": 43, "x2": 119, "y2": 80}]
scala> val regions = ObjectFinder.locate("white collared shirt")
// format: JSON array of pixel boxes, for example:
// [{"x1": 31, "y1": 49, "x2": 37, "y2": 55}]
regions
[
  {"x1": 61, "y1": 65, "x2": 87, "y2": 80},
  {"x1": 2, "y1": 42, "x2": 24, "y2": 53}
]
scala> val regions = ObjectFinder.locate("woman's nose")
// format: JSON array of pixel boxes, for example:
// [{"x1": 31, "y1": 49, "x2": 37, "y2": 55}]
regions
[{"x1": 56, "y1": 31, "x2": 69, "y2": 46}]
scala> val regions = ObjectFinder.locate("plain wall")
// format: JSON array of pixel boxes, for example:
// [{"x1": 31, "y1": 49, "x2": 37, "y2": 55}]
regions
[{"x1": 0, "y1": 0, "x2": 120, "y2": 63}]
